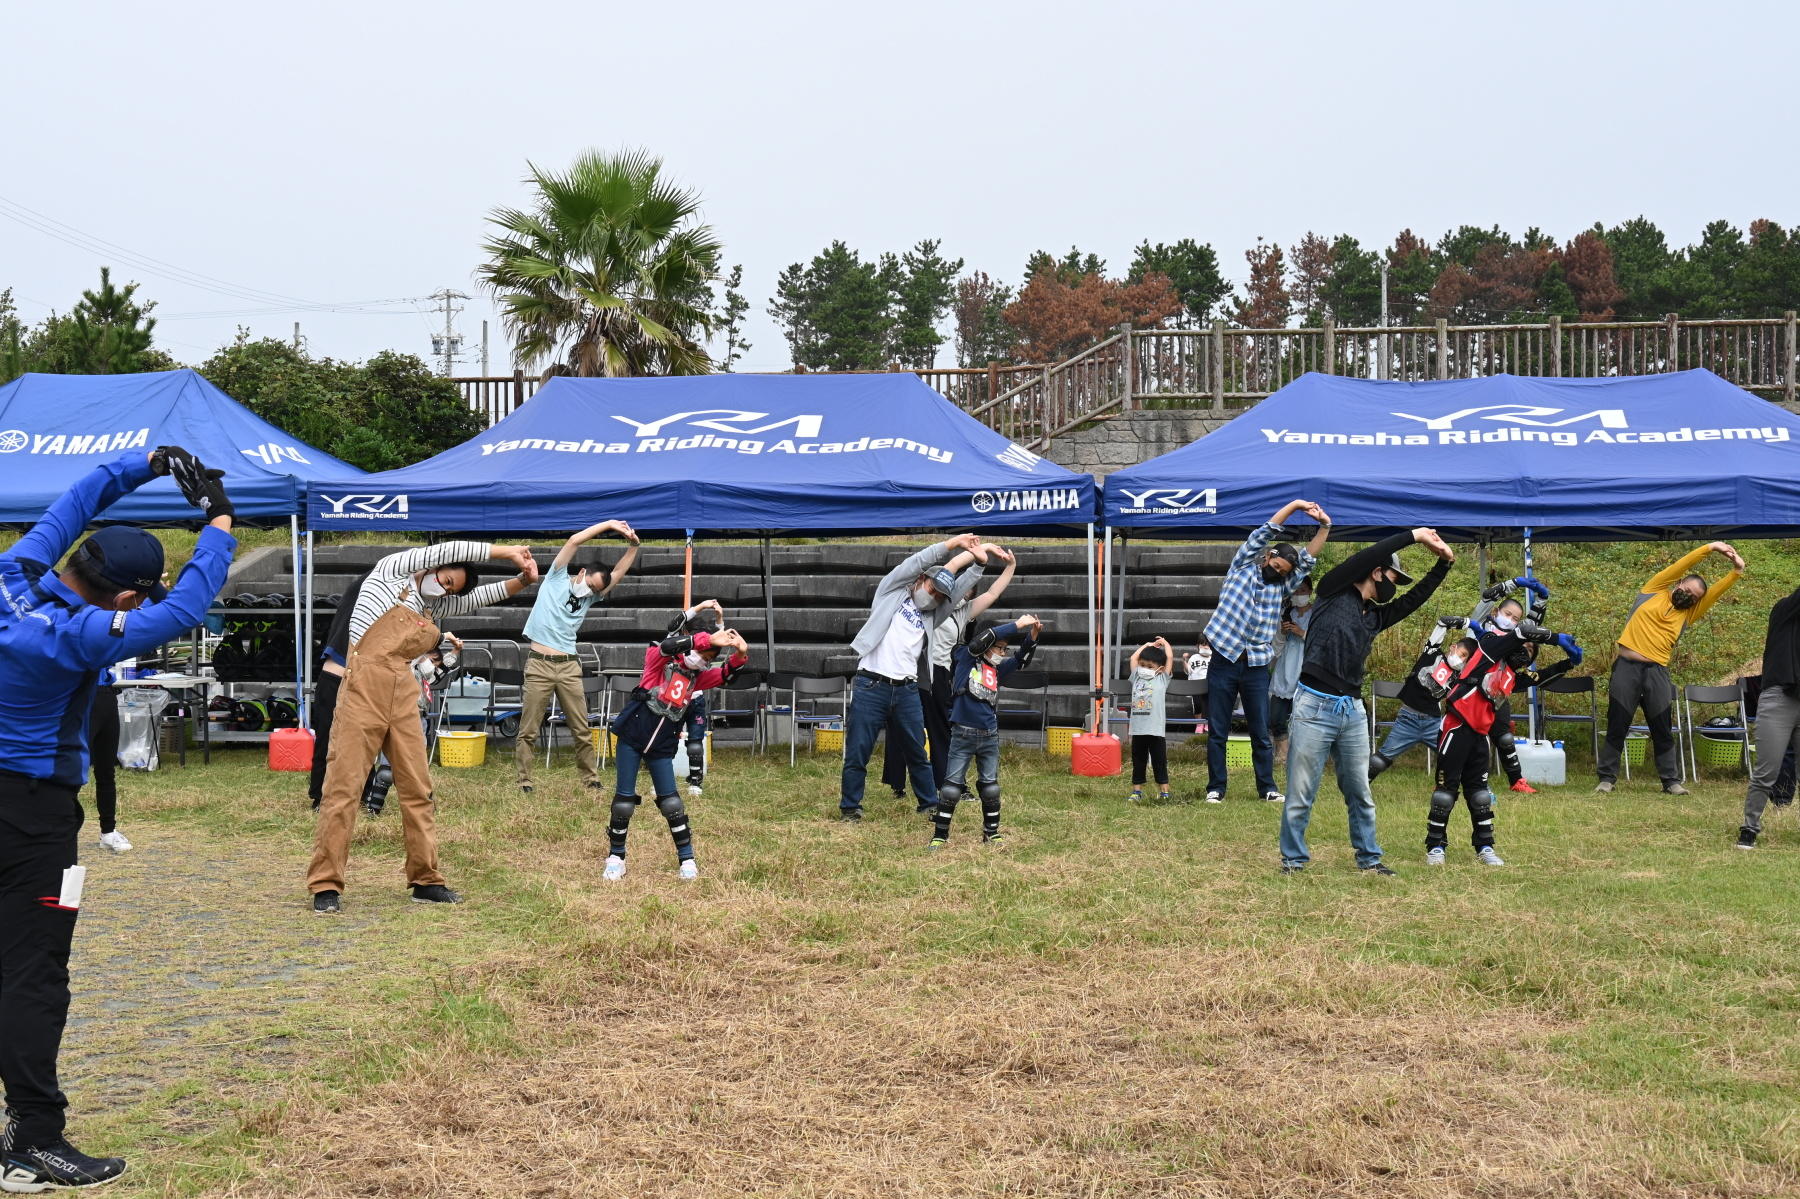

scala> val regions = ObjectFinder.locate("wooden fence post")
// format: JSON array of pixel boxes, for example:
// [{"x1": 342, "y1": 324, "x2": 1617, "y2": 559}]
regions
[
  {"x1": 1666, "y1": 313, "x2": 1680, "y2": 373},
  {"x1": 1322, "y1": 319, "x2": 1336, "y2": 374},
  {"x1": 987, "y1": 360, "x2": 999, "y2": 404},
  {"x1": 1786, "y1": 312, "x2": 1797, "y2": 404},
  {"x1": 1211, "y1": 320, "x2": 1226, "y2": 413},
  {"x1": 1117, "y1": 322, "x2": 1134, "y2": 411},
  {"x1": 511, "y1": 369, "x2": 524, "y2": 419},
  {"x1": 1039, "y1": 365, "x2": 1053, "y2": 449},
  {"x1": 1435, "y1": 319, "x2": 1449, "y2": 380},
  {"x1": 1549, "y1": 315, "x2": 1562, "y2": 377}
]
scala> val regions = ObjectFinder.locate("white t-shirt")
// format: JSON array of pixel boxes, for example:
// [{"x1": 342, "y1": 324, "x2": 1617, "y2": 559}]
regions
[{"x1": 860, "y1": 597, "x2": 927, "y2": 680}]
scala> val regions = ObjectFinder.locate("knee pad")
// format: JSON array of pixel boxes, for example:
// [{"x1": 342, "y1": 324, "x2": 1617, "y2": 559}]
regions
[
  {"x1": 655, "y1": 792, "x2": 689, "y2": 828},
  {"x1": 1427, "y1": 791, "x2": 1455, "y2": 826},
  {"x1": 1491, "y1": 728, "x2": 1516, "y2": 752},
  {"x1": 977, "y1": 780, "x2": 1001, "y2": 805},
  {"x1": 1469, "y1": 789, "x2": 1496, "y2": 818},
  {"x1": 1368, "y1": 752, "x2": 1393, "y2": 780},
  {"x1": 609, "y1": 794, "x2": 639, "y2": 829},
  {"x1": 937, "y1": 781, "x2": 964, "y2": 809}
]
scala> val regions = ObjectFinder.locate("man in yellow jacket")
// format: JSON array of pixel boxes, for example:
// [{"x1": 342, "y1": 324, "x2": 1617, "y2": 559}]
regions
[{"x1": 1596, "y1": 541, "x2": 1744, "y2": 794}]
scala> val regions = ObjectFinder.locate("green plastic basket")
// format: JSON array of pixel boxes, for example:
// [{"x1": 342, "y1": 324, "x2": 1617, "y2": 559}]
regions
[
  {"x1": 1697, "y1": 735, "x2": 1746, "y2": 770},
  {"x1": 1226, "y1": 736, "x2": 1252, "y2": 768}
]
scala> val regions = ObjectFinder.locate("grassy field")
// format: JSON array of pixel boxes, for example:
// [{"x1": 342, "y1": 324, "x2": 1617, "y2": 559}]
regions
[{"x1": 59, "y1": 736, "x2": 1800, "y2": 1198}]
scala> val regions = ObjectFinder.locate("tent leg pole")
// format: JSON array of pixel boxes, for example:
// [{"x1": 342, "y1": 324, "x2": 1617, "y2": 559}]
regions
[
  {"x1": 1102, "y1": 528, "x2": 1115, "y2": 690},
  {"x1": 290, "y1": 517, "x2": 305, "y2": 728},
  {"x1": 1110, "y1": 533, "x2": 1127, "y2": 682},
  {"x1": 683, "y1": 530, "x2": 695, "y2": 611},
  {"x1": 304, "y1": 528, "x2": 315, "y2": 728},
  {"x1": 762, "y1": 536, "x2": 776, "y2": 755},
  {"x1": 1085, "y1": 524, "x2": 1097, "y2": 735}
]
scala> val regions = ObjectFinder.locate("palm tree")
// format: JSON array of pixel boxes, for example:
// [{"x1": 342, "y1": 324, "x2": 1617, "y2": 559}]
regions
[{"x1": 478, "y1": 149, "x2": 723, "y2": 377}]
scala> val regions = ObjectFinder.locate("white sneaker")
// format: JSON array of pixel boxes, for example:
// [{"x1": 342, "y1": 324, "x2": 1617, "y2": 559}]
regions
[
  {"x1": 1476, "y1": 846, "x2": 1505, "y2": 866},
  {"x1": 602, "y1": 855, "x2": 627, "y2": 881},
  {"x1": 98, "y1": 830, "x2": 132, "y2": 853},
  {"x1": 1204, "y1": 790, "x2": 1223, "y2": 804},
  {"x1": 1262, "y1": 790, "x2": 1285, "y2": 804},
  {"x1": 678, "y1": 860, "x2": 699, "y2": 881},
  {"x1": 1425, "y1": 847, "x2": 1445, "y2": 866}
]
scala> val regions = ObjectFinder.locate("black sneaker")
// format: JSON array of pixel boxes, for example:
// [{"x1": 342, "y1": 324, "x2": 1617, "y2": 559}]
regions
[
  {"x1": 312, "y1": 890, "x2": 341, "y2": 915},
  {"x1": 1360, "y1": 862, "x2": 1399, "y2": 877},
  {"x1": 1280, "y1": 863, "x2": 1306, "y2": 875},
  {"x1": 361, "y1": 799, "x2": 385, "y2": 817},
  {"x1": 519, "y1": 783, "x2": 534, "y2": 795},
  {"x1": 917, "y1": 804, "x2": 937, "y2": 817},
  {"x1": 2, "y1": 1138, "x2": 127, "y2": 1190},
  {"x1": 410, "y1": 884, "x2": 463, "y2": 905},
  {"x1": 1736, "y1": 826, "x2": 1758, "y2": 850},
  {"x1": 838, "y1": 808, "x2": 863, "y2": 822},
  {"x1": 309, "y1": 796, "x2": 322, "y2": 812}
]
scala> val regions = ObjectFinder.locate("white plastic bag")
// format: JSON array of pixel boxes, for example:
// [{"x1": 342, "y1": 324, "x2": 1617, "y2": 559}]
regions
[{"x1": 117, "y1": 688, "x2": 171, "y2": 771}]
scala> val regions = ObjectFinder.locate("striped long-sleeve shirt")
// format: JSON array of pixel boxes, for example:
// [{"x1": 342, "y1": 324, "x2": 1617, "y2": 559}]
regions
[
  {"x1": 347, "y1": 541, "x2": 516, "y2": 647},
  {"x1": 1202, "y1": 522, "x2": 1315, "y2": 667}
]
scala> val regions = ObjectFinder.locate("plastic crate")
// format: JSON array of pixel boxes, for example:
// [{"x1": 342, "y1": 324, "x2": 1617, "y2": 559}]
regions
[
  {"x1": 1047, "y1": 727, "x2": 1081, "y2": 756},
  {"x1": 1697, "y1": 735, "x2": 1746, "y2": 769},
  {"x1": 1624, "y1": 734, "x2": 1646, "y2": 764},
  {"x1": 815, "y1": 726, "x2": 844, "y2": 753},
  {"x1": 1225, "y1": 736, "x2": 1253, "y2": 768}
]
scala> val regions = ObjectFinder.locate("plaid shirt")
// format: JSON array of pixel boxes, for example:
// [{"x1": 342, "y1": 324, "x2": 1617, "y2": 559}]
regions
[{"x1": 1202, "y1": 522, "x2": 1315, "y2": 667}]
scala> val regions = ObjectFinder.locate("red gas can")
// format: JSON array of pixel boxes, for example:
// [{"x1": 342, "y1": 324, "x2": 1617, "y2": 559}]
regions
[
  {"x1": 1071, "y1": 732, "x2": 1122, "y2": 777},
  {"x1": 269, "y1": 727, "x2": 314, "y2": 772}
]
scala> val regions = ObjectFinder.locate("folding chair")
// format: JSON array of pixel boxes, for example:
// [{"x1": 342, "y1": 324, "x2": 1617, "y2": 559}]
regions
[
  {"x1": 786, "y1": 675, "x2": 852, "y2": 766},
  {"x1": 1368, "y1": 681, "x2": 1406, "y2": 744},
  {"x1": 1539, "y1": 675, "x2": 1599, "y2": 759},
  {"x1": 1166, "y1": 677, "x2": 1209, "y2": 739},
  {"x1": 1683, "y1": 681, "x2": 1753, "y2": 778},
  {"x1": 999, "y1": 669, "x2": 1051, "y2": 748},
  {"x1": 1105, "y1": 678, "x2": 1134, "y2": 735},
  {"x1": 708, "y1": 668, "x2": 769, "y2": 754},
  {"x1": 542, "y1": 674, "x2": 605, "y2": 767}
]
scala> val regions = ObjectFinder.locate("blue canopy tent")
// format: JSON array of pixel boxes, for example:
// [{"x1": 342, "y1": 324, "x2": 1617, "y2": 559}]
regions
[
  {"x1": 304, "y1": 373, "x2": 1104, "y2": 713},
  {"x1": 1098, "y1": 369, "x2": 1800, "y2": 679},
  {"x1": 0, "y1": 369, "x2": 368, "y2": 724}
]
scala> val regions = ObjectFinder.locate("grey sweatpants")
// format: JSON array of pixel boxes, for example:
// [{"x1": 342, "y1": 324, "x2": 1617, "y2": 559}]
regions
[
  {"x1": 1598, "y1": 656, "x2": 1682, "y2": 785},
  {"x1": 1745, "y1": 685, "x2": 1800, "y2": 833}
]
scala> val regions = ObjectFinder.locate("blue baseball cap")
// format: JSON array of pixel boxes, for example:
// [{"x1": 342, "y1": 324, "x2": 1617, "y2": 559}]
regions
[
  {"x1": 76, "y1": 528, "x2": 168, "y2": 602},
  {"x1": 926, "y1": 566, "x2": 957, "y2": 595}
]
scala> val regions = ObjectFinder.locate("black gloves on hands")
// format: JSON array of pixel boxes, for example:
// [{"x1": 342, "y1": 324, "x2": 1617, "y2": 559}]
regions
[{"x1": 158, "y1": 445, "x2": 235, "y2": 521}]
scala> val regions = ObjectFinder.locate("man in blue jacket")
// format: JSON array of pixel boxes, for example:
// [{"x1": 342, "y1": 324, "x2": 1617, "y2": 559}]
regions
[{"x1": 0, "y1": 449, "x2": 236, "y2": 1192}]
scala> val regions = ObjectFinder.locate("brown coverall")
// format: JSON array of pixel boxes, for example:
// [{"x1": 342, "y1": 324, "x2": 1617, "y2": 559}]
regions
[{"x1": 307, "y1": 601, "x2": 447, "y2": 894}]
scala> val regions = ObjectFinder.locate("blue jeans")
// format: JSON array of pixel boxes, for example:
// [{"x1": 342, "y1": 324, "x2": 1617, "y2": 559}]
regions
[
  {"x1": 842, "y1": 675, "x2": 935, "y2": 811},
  {"x1": 614, "y1": 739, "x2": 678, "y2": 799},
  {"x1": 1378, "y1": 705, "x2": 1442, "y2": 762},
  {"x1": 1207, "y1": 652, "x2": 1276, "y2": 796},
  {"x1": 945, "y1": 724, "x2": 1000, "y2": 791},
  {"x1": 1281, "y1": 689, "x2": 1384, "y2": 869}
]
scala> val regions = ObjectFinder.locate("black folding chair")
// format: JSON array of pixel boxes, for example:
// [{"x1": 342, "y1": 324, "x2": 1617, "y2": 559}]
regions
[
  {"x1": 708, "y1": 668, "x2": 769, "y2": 754},
  {"x1": 999, "y1": 669, "x2": 1050, "y2": 748},
  {"x1": 1539, "y1": 675, "x2": 1599, "y2": 760},
  {"x1": 1166, "y1": 677, "x2": 1209, "y2": 738}
]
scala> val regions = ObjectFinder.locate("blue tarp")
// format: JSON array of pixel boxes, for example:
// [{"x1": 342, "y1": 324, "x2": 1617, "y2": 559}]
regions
[
  {"x1": 1102, "y1": 370, "x2": 1800, "y2": 541},
  {"x1": 305, "y1": 373, "x2": 1097, "y2": 535},
  {"x1": 0, "y1": 370, "x2": 363, "y2": 525}
]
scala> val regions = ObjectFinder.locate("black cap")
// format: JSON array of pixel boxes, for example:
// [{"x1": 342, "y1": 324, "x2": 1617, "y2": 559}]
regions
[
  {"x1": 1385, "y1": 553, "x2": 1415, "y2": 585},
  {"x1": 1267, "y1": 542, "x2": 1301, "y2": 567},
  {"x1": 78, "y1": 528, "x2": 168, "y2": 601}
]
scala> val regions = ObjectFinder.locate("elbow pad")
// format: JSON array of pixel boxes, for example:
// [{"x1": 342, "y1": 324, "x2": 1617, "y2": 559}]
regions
[{"x1": 1516, "y1": 620, "x2": 1556, "y2": 645}]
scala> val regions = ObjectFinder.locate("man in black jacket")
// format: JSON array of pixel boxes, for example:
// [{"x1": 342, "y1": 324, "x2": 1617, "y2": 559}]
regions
[
  {"x1": 1279, "y1": 526, "x2": 1454, "y2": 875},
  {"x1": 1738, "y1": 585, "x2": 1800, "y2": 849}
]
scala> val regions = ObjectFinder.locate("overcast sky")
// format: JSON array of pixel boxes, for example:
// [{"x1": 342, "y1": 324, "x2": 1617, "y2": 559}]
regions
[{"x1": 5, "y1": 0, "x2": 1792, "y2": 377}]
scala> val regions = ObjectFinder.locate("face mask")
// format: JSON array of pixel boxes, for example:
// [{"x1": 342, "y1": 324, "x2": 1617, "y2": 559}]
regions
[
  {"x1": 419, "y1": 574, "x2": 447, "y2": 600},
  {"x1": 986, "y1": 648, "x2": 1007, "y2": 665},
  {"x1": 1260, "y1": 564, "x2": 1285, "y2": 585},
  {"x1": 1445, "y1": 654, "x2": 1467, "y2": 672},
  {"x1": 1290, "y1": 593, "x2": 1312, "y2": 610},
  {"x1": 1671, "y1": 588, "x2": 1698, "y2": 610},
  {"x1": 1492, "y1": 612, "x2": 1519, "y2": 632},
  {"x1": 1136, "y1": 665, "x2": 1157, "y2": 679},
  {"x1": 412, "y1": 658, "x2": 436, "y2": 681},
  {"x1": 568, "y1": 577, "x2": 592, "y2": 600},
  {"x1": 682, "y1": 651, "x2": 705, "y2": 670},
  {"x1": 912, "y1": 585, "x2": 939, "y2": 612},
  {"x1": 1372, "y1": 576, "x2": 1398, "y2": 604}
]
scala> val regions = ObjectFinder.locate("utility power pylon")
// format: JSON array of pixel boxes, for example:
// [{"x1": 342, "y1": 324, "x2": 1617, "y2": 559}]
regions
[{"x1": 428, "y1": 289, "x2": 469, "y2": 376}]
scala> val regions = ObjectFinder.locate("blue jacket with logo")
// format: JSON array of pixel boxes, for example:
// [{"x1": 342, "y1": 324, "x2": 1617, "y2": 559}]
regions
[{"x1": 0, "y1": 454, "x2": 237, "y2": 786}]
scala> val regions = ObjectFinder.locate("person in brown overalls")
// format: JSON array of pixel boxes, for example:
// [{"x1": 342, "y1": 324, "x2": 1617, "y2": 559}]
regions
[{"x1": 307, "y1": 592, "x2": 455, "y2": 913}]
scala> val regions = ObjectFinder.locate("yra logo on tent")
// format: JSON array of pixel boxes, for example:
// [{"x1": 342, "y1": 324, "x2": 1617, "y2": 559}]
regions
[
  {"x1": 610, "y1": 409, "x2": 825, "y2": 439},
  {"x1": 1116, "y1": 487, "x2": 1219, "y2": 516},
  {"x1": 241, "y1": 442, "x2": 311, "y2": 466},
  {"x1": 1390, "y1": 404, "x2": 1628, "y2": 431},
  {"x1": 319, "y1": 493, "x2": 410, "y2": 520}
]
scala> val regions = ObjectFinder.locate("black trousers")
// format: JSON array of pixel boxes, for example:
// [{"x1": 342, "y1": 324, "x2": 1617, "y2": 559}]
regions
[
  {"x1": 882, "y1": 666, "x2": 951, "y2": 795},
  {"x1": 0, "y1": 775, "x2": 83, "y2": 1149},
  {"x1": 308, "y1": 669, "x2": 343, "y2": 802},
  {"x1": 1131, "y1": 734, "x2": 1169, "y2": 786},
  {"x1": 87, "y1": 688, "x2": 119, "y2": 835},
  {"x1": 1430, "y1": 721, "x2": 1497, "y2": 850}
]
